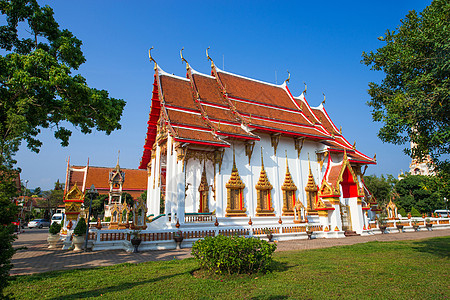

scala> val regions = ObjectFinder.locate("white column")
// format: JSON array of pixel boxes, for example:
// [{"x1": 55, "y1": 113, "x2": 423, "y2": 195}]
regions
[{"x1": 176, "y1": 150, "x2": 186, "y2": 224}]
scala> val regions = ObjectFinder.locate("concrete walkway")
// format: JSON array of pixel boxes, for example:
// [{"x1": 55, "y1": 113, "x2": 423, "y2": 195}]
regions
[{"x1": 11, "y1": 228, "x2": 450, "y2": 276}]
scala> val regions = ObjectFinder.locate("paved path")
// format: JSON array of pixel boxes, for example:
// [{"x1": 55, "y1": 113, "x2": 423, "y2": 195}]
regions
[{"x1": 11, "y1": 228, "x2": 450, "y2": 276}]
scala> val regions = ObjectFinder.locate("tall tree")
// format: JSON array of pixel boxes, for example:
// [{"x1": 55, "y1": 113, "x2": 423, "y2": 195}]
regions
[
  {"x1": 0, "y1": 0, "x2": 126, "y2": 167},
  {"x1": 0, "y1": 1, "x2": 125, "y2": 296},
  {"x1": 362, "y1": 0, "x2": 450, "y2": 172}
]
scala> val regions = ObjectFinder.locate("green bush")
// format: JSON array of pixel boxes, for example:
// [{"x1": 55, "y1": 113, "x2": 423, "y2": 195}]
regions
[
  {"x1": 73, "y1": 217, "x2": 87, "y2": 236},
  {"x1": 410, "y1": 207, "x2": 421, "y2": 217},
  {"x1": 191, "y1": 235, "x2": 277, "y2": 275},
  {"x1": 398, "y1": 208, "x2": 407, "y2": 217},
  {"x1": 104, "y1": 217, "x2": 111, "y2": 222},
  {"x1": 48, "y1": 222, "x2": 62, "y2": 234}
]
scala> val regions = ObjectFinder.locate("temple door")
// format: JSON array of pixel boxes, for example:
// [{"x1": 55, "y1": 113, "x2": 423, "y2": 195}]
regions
[{"x1": 340, "y1": 204, "x2": 352, "y2": 231}]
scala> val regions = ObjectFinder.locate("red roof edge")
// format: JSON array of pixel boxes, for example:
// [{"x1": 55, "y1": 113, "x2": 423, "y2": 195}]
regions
[{"x1": 139, "y1": 74, "x2": 161, "y2": 169}]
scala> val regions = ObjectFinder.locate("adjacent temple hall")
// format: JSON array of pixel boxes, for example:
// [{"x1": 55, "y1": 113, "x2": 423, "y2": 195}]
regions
[{"x1": 140, "y1": 51, "x2": 379, "y2": 237}]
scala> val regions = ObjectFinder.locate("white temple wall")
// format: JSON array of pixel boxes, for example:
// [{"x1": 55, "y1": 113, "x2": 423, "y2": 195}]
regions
[
  {"x1": 212, "y1": 136, "x2": 327, "y2": 218},
  {"x1": 347, "y1": 197, "x2": 362, "y2": 233},
  {"x1": 184, "y1": 158, "x2": 215, "y2": 214}
]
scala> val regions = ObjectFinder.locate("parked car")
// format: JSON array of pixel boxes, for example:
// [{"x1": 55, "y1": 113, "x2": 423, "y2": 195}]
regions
[
  {"x1": 51, "y1": 213, "x2": 64, "y2": 225},
  {"x1": 28, "y1": 219, "x2": 50, "y2": 229}
]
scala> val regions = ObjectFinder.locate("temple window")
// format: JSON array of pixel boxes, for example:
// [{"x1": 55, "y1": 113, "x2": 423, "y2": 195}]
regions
[
  {"x1": 255, "y1": 151, "x2": 275, "y2": 216},
  {"x1": 281, "y1": 157, "x2": 297, "y2": 216},
  {"x1": 225, "y1": 151, "x2": 246, "y2": 217},
  {"x1": 305, "y1": 162, "x2": 318, "y2": 215}
]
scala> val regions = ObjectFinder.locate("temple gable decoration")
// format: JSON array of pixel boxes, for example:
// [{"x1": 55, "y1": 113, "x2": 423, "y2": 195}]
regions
[
  {"x1": 255, "y1": 150, "x2": 274, "y2": 216},
  {"x1": 64, "y1": 183, "x2": 84, "y2": 221},
  {"x1": 225, "y1": 150, "x2": 246, "y2": 217},
  {"x1": 335, "y1": 151, "x2": 362, "y2": 198}
]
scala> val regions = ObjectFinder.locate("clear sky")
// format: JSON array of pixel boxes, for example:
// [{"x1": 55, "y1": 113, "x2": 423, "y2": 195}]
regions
[{"x1": 13, "y1": 0, "x2": 432, "y2": 191}]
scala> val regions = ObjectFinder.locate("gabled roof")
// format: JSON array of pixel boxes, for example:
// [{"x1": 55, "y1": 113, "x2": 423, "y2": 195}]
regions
[
  {"x1": 65, "y1": 165, "x2": 147, "y2": 199},
  {"x1": 139, "y1": 58, "x2": 376, "y2": 168}
]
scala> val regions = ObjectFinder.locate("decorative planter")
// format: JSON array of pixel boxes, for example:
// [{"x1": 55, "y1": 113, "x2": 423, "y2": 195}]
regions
[
  {"x1": 267, "y1": 233, "x2": 273, "y2": 242},
  {"x1": 426, "y1": 223, "x2": 433, "y2": 230},
  {"x1": 47, "y1": 233, "x2": 60, "y2": 249},
  {"x1": 396, "y1": 224, "x2": 404, "y2": 233},
  {"x1": 306, "y1": 230, "x2": 313, "y2": 240},
  {"x1": 72, "y1": 235, "x2": 85, "y2": 251},
  {"x1": 131, "y1": 238, "x2": 142, "y2": 253},
  {"x1": 379, "y1": 225, "x2": 387, "y2": 234},
  {"x1": 174, "y1": 236, "x2": 183, "y2": 249},
  {"x1": 413, "y1": 225, "x2": 419, "y2": 231}
]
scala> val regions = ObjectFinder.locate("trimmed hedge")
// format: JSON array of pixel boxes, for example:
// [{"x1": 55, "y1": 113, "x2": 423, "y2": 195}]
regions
[
  {"x1": 48, "y1": 222, "x2": 61, "y2": 234},
  {"x1": 191, "y1": 235, "x2": 277, "y2": 274},
  {"x1": 73, "y1": 217, "x2": 87, "y2": 236}
]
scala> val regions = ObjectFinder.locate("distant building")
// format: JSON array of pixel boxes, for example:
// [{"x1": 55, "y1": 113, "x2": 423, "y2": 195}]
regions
[
  {"x1": 409, "y1": 142, "x2": 435, "y2": 176},
  {"x1": 63, "y1": 157, "x2": 147, "y2": 217}
]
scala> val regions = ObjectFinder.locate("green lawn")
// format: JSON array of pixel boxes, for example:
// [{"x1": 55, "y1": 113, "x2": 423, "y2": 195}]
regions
[{"x1": 6, "y1": 237, "x2": 449, "y2": 299}]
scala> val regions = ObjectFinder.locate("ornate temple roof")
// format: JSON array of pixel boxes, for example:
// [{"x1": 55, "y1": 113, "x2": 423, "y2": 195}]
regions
[{"x1": 139, "y1": 55, "x2": 376, "y2": 169}]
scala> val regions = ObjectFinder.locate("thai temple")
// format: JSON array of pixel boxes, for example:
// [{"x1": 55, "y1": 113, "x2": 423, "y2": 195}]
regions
[
  {"x1": 139, "y1": 49, "x2": 379, "y2": 238},
  {"x1": 57, "y1": 50, "x2": 450, "y2": 252}
]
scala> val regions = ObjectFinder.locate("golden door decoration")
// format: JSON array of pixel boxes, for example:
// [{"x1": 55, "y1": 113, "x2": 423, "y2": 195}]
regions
[
  {"x1": 198, "y1": 164, "x2": 210, "y2": 213},
  {"x1": 109, "y1": 204, "x2": 120, "y2": 229}
]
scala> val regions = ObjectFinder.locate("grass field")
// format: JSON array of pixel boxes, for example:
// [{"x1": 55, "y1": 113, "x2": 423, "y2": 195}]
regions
[{"x1": 6, "y1": 237, "x2": 449, "y2": 299}]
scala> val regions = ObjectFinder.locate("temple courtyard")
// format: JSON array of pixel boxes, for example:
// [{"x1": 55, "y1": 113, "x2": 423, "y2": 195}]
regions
[{"x1": 11, "y1": 227, "x2": 450, "y2": 275}]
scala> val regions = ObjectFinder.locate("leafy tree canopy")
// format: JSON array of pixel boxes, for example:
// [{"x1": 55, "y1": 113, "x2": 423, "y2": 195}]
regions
[
  {"x1": 0, "y1": 0, "x2": 126, "y2": 167},
  {"x1": 393, "y1": 174, "x2": 447, "y2": 214},
  {"x1": 363, "y1": 174, "x2": 397, "y2": 206},
  {"x1": 362, "y1": 0, "x2": 449, "y2": 171}
]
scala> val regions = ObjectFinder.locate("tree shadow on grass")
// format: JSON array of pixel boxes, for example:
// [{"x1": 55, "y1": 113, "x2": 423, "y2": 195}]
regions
[
  {"x1": 250, "y1": 296, "x2": 289, "y2": 300},
  {"x1": 411, "y1": 237, "x2": 449, "y2": 258},
  {"x1": 48, "y1": 271, "x2": 188, "y2": 299}
]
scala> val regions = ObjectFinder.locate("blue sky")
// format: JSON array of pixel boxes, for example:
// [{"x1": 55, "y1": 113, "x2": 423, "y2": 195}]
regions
[{"x1": 14, "y1": 0, "x2": 432, "y2": 190}]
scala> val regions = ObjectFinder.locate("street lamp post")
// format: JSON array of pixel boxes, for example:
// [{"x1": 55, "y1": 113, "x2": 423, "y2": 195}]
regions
[
  {"x1": 445, "y1": 197, "x2": 448, "y2": 218},
  {"x1": 85, "y1": 184, "x2": 98, "y2": 252}
]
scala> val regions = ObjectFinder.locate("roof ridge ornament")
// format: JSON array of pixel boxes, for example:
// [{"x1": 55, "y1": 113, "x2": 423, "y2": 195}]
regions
[
  {"x1": 206, "y1": 46, "x2": 215, "y2": 67},
  {"x1": 321, "y1": 93, "x2": 326, "y2": 106},
  {"x1": 303, "y1": 82, "x2": 307, "y2": 95},
  {"x1": 148, "y1": 47, "x2": 157, "y2": 71},
  {"x1": 180, "y1": 47, "x2": 189, "y2": 70},
  {"x1": 285, "y1": 70, "x2": 290, "y2": 84}
]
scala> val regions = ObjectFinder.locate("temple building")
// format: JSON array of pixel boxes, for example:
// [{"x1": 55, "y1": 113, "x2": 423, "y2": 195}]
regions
[
  {"x1": 64, "y1": 157, "x2": 147, "y2": 218},
  {"x1": 140, "y1": 51, "x2": 378, "y2": 236}
]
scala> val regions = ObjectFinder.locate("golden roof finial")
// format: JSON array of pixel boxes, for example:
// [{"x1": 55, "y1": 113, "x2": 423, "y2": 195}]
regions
[
  {"x1": 206, "y1": 46, "x2": 215, "y2": 68},
  {"x1": 180, "y1": 47, "x2": 189, "y2": 70},
  {"x1": 148, "y1": 46, "x2": 157, "y2": 71},
  {"x1": 303, "y1": 82, "x2": 307, "y2": 95},
  {"x1": 285, "y1": 70, "x2": 290, "y2": 84},
  {"x1": 232, "y1": 145, "x2": 236, "y2": 169},
  {"x1": 340, "y1": 126, "x2": 342, "y2": 134},
  {"x1": 321, "y1": 93, "x2": 326, "y2": 105},
  {"x1": 261, "y1": 147, "x2": 264, "y2": 169},
  {"x1": 285, "y1": 150, "x2": 289, "y2": 171}
]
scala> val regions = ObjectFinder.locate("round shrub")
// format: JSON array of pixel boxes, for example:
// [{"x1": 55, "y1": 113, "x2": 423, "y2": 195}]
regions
[
  {"x1": 48, "y1": 222, "x2": 62, "y2": 235},
  {"x1": 73, "y1": 217, "x2": 87, "y2": 236},
  {"x1": 191, "y1": 235, "x2": 277, "y2": 274}
]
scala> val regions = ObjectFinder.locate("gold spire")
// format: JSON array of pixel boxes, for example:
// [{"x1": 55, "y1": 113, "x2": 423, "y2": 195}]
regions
[
  {"x1": 206, "y1": 46, "x2": 215, "y2": 68},
  {"x1": 261, "y1": 147, "x2": 264, "y2": 169},
  {"x1": 148, "y1": 46, "x2": 157, "y2": 71},
  {"x1": 180, "y1": 47, "x2": 189, "y2": 70}
]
